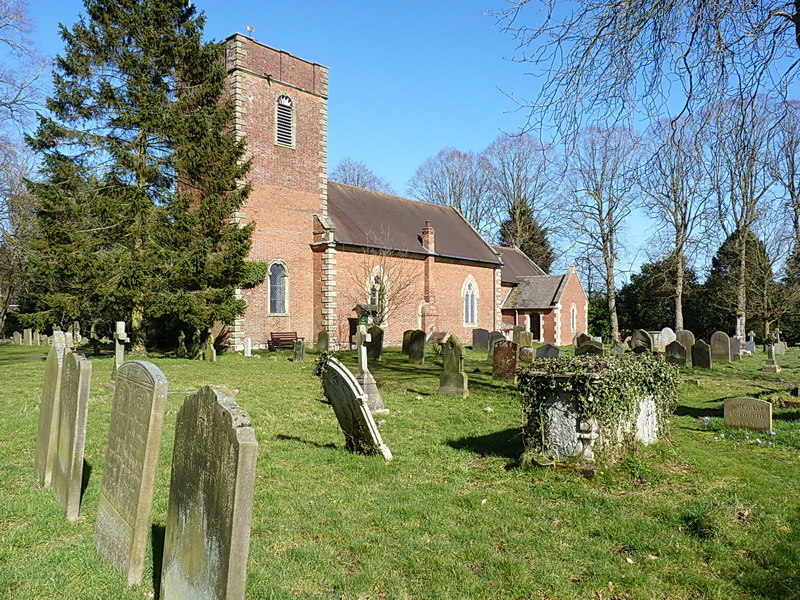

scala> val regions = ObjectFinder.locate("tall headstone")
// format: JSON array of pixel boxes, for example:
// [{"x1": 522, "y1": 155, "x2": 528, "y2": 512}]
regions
[
  {"x1": 34, "y1": 343, "x2": 67, "y2": 488},
  {"x1": 316, "y1": 330, "x2": 329, "y2": 353},
  {"x1": 676, "y1": 330, "x2": 695, "y2": 354},
  {"x1": 536, "y1": 343, "x2": 560, "y2": 359},
  {"x1": 353, "y1": 325, "x2": 387, "y2": 415},
  {"x1": 575, "y1": 341, "x2": 604, "y2": 356},
  {"x1": 665, "y1": 340, "x2": 687, "y2": 368},
  {"x1": 243, "y1": 337, "x2": 252, "y2": 357},
  {"x1": 710, "y1": 331, "x2": 731, "y2": 362},
  {"x1": 630, "y1": 329, "x2": 653, "y2": 354},
  {"x1": 52, "y1": 350, "x2": 92, "y2": 522},
  {"x1": 401, "y1": 330, "x2": 414, "y2": 354},
  {"x1": 293, "y1": 340, "x2": 305, "y2": 362},
  {"x1": 472, "y1": 328, "x2": 489, "y2": 351},
  {"x1": 656, "y1": 327, "x2": 676, "y2": 352},
  {"x1": 33, "y1": 331, "x2": 41, "y2": 346},
  {"x1": 512, "y1": 325, "x2": 525, "y2": 345},
  {"x1": 486, "y1": 331, "x2": 505, "y2": 360},
  {"x1": 95, "y1": 361, "x2": 169, "y2": 586},
  {"x1": 366, "y1": 326, "x2": 383, "y2": 361},
  {"x1": 319, "y1": 356, "x2": 392, "y2": 460},
  {"x1": 161, "y1": 386, "x2": 258, "y2": 600},
  {"x1": 13, "y1": 331, "x2": 21, "y2": 344},
  {"x1": 438, "y1": 335, "x2": 468, "y2": 398},
  {"x1": 23, "y1": 328, "x2": 32, "y2": 346},
  {"x1": 724, "y1": 397, "x2": 772, "y2": 432},
  {"x1": 408, "y1": 329, "x2": 426, "y2": 364},
  {"x1": 730, "y1": 336, "x2": 742, "y2": 360},
  {"x1": 691, "y1": 340, "x2": 712, "y2": 369},
  {"x1": 492, "y1": 340, "x2": 519, "y2": 383}
]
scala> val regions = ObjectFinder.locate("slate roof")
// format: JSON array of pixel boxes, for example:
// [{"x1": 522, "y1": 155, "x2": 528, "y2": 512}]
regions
[
  {"x1": 503, "y1": 274, "x2": 569, "y2": 310},
  {"x1": 490, "y1": 245, "x2": 546, "y2": 283},
  {"x1": 326, "y1": 182, "x2": 501, "y2": 265}
]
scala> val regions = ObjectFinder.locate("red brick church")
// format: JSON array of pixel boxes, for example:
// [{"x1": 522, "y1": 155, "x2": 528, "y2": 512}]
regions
[{"x1": 223, "y1": 34, "x2": 587, "y2": 349}]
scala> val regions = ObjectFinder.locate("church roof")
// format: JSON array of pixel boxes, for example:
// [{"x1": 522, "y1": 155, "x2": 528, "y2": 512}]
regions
[
  {"x1": 490, "y1": 245, "x2": 546, "y2": 283},
  {"x1": 326, "y1": 182, "x2": 502, "y2": 265},
  {"x1": 503, "y1": 274, "x2": 568, "y2": 310}
]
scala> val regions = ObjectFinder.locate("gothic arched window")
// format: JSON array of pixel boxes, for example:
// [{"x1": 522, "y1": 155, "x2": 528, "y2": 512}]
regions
[
  {"x1": 463, "y1": 278, "x2": 477, "y2": 326},
  {"x1": 269, "y1": 262, "x2": 288, "y2": 314}
]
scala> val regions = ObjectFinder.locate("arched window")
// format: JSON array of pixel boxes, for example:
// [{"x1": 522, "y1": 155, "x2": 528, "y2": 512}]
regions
[
  {"x1": 462, "y1": 276, "x2": 478, "y2": 326},
  {"x1": 570, "y1": 304, "x2": 577, "y2": 332},
  {"x1": 269, "y1": 262, "x2": 288, "y2": 314},
  {"x1": 276, "y1": 95, "x2": 294, "y2": 147}
]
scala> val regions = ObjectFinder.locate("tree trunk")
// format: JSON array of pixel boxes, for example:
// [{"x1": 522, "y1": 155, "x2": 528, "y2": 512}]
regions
[
  {"x1": 735, "y1": 235, "x2": 747, "y2": 338},
  {"x1": 674, "y1": 250, "x2": 684, "y2": 331},
  {"x1": 130, "y1": 304, "x2": 146, "y2": 353},
  {"x1": 605, "y1": 247, "x2": 619, "y2": 342}
]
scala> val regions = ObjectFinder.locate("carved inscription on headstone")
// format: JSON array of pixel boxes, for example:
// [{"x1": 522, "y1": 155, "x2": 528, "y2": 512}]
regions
[
  {"x1": 161, "y1": 387, "x2": 258, "y2": 600},
  {"x1": 95, "y1": 361, "x2": 169, "y2": 586},
  {"x1": 723, "y1": 397, "x2": 772, "y2": 432},
  {"x1": 34, "y1": 343, "x2": 67, "y2": 488}
]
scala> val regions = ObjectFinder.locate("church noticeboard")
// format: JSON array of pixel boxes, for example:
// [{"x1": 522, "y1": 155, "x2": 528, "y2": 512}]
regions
[{"x1": 723, "y1": 397, "x2": 772, "y2": 432}]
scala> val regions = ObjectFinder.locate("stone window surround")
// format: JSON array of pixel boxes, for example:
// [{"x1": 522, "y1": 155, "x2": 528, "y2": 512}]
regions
[
  {"x1": 461, "y1": 274, "x2": 479, "y2": 327},
  {"x1": 268, "y1": 260, "x2": 290, "y2": 315}
]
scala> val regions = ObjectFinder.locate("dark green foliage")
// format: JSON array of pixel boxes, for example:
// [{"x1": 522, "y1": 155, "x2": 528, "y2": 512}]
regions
[
  {"x1": 497, "y1": 200, "x2": 555, "y2": 272},
  {"x1": 239, "y1": 261, "x2": 269, "y2": 289},
  {"x1": 587, "y1": 291, "x2": 610, "y2": 340}
]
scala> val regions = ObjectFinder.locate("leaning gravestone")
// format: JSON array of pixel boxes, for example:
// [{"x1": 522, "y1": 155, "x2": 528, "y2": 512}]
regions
[
  {"x1": 656, "y1": 327, "x2": 676, "y2": 352},
  {"x1": 575, "y1": 341, "x2": 604, "y2": 356},
  {"x1": 408, "y1": 329, "x2": 426, "y2": 364},
  {"x1": 52, "y1": 350, "x2": 92, "y2": 522},
  {"x1": 573, "y1": 332, "x2": 592, "y2": 348},
  {"x1": 630, "y1": 329, "x2": 653, "y2": 354},
  {"x1": 492, "y1": 340, "x2": 519, "y2": 383},
  {"x1": 710, "y1": 331, "x2": 731, "y2": 363},
  {"x1": 691, "y1": 340, "x2": 712, "y2": 369},
  {"x1": 676, "y1": 330, "x2": 695, "y2": 354},
  {"x1": 438, "y1": 335, "x2": 468, "y2": 398},
  {"x1": 34, "y1": 343, "x2": 67, "y2": 488},
  {"x1": 319, "y1": 356, "x2": 392, "y2": 460},
  {"x1": 536, "y1": 343, "x2": 560, "y2": 359},
  {"x1": 95, "y1": 361, "x2": 169, "y2": 586},
  {"x1": 366, "y1": 326, "x2": 383, "y2": 360},
  {"x1": 316, "y1": 330, "x2": 329, "y2": 353},
  {"x1": 161, "y1": 386, "x2": 258, "y2": 600},
  {"x1": 665, "y1": 340, "x2": 687, "y2": 368},
  {"x1": 293, "y1": 340, "x2": 305, "y2": 362},
  {"x1": 486, "y1": 331, "x2": 505, "y2": 360},
  {"x1": 472, "y1": 328, "x2": 489, "y2": 351},
  {"x1": 724, "y1": 397, "x2": 772, "y2": 432}
]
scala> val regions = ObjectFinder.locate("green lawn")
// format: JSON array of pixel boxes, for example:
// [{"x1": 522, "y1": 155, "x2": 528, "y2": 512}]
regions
[{"x1": 2, "y1": 342, "x2": 800, "y2": 599}]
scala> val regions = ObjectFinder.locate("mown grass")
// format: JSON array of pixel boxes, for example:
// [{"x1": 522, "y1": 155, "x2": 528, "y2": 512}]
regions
[{"x1": 1, "y1": 342, "x2": 800, "y2": 599}]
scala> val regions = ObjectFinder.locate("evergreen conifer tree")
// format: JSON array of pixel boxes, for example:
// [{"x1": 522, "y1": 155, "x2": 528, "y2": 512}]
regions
[{"x1": 498, "y1": 199, "x2": 556, "y2": 272}]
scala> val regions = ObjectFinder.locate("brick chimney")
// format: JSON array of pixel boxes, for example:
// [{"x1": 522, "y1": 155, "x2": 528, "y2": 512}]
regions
[{"x1": 421, "y1": 220, "x2": 435, "y2": 253}]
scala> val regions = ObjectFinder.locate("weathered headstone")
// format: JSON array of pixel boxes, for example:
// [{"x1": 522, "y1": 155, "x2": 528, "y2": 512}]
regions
[
  {"x1": 676, "y1": 330, "x2": 695, "y2": 354},
  {"x1": 243, "y1": 337, "x2": 252, "y2": 357},
  {"x1": 161, "y1": 386, "x2": 257, "y2": 600},
  {"x1": 665, "y1": 340, "x2": 687, "y2": 368},
  {"x1": 630, "y1": 329, "x2": 653, "y2": 354},
  {"x1": 95, "y1": 361, "x2": 169, "y2": 586},
  {"x1": 609, "y1": 341, "x2": 626, "y2": 356},
  {"x1": 23, "y1": 328, "x2": 32, "y2": 346},
  {"x1": 408, "y1": 329, "x2": 426, "y2": 365},
  {"x1": 492, "y1": 340, "x2": 519, "y2": 383},
  {"x1": 486, "y1": 331, "x2": 505, "y2": 360},
  {"x1": 512, "y1": 325, "x2": 526, "y2": 345},
  {"x1": 573, "y1": 332, "x2": 592, "y2": 348},
  {"x1": 438, "y1": 335, "x2": 468, "y2": 398},
  {"x1": 472, "y1": 328, "x2": 489, "y2": 351},
  {"x1": 730, "y1": 336, "x2": 742, "y2": 360},
  {"x1": 52, "y1": 330, "x2": 66, "y2": 347},
  {"x1": 353, "y1": 325, "x2": 387, "y2": 414},
  {"x1": 13, "y1": 331, "x2": 21, "y2": 344},
  {"x1": 691, "y1": 340, "x2": 712, "y2": 369},
  {"x1": 34, "y1": 343, "x2": 67, "y2": 488},
  {"x1": 763, "y1": 343, "x2": 781, "y2": 373},
  {"x1": 33, "y1": 331, "x2": 41, "y2": 346},
  {"x1": 366, "y1": 326, "x2": 383, "y2": 360},
  {"x1": 656, "y1": 327, "x2": 676, "y2": 352},
  {"x1": 316, "y1": 330, "x2": 329, "y2": 353},
  {"x1": 518, "y1": 331, "x2": 533, "y2": 348},
  {"x1": 52, "y1": 350, "x2": 92, "y2": 522},
  {"x1": 774, "y1": 341, "x2": 786, "y2": 356},
  {"x1": 519, "y1": 346, "x2": 534, "y2": 363},
  {"x1": 710, "y1": 331, "x2": 731, "y2": 363},
  {"x1": 535, "y1": 343, "x2": 560, "y2": 359},
  {"x1": 724, "y1": 397, "x2": 772, "y2": 432},
  {"x1": 401, "y1": 330, "x2": 414, "y2": 354},
  {"x1": 575, "y1": 341, "x2": 604, "y2": 356},
  {"x1": 293, "y1": 339, "x2": 305, "y2": 362},
  {"x1": 319, "y1": 356, "x2": 392, "y2": 460}
]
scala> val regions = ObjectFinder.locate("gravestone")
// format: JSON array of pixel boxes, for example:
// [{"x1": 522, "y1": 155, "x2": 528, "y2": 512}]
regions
[
  {"x1": 710, "y1": 331, "x2": 731, "y2": 363},
  {"x1": 724, "y1": 397, "x2": 772, "y2": 432},
  {"x1": 95, "y1": 361, "x2": 169, "y2": 586},
  {"x1": 13, "y1": 331, "x2": 21, "y2": 344},
  {"x1": 610, "y1": 341, "x2": 626, "y2": 356},
  {"x1": 575, "y1": 341, "x2": 604, "y2": 356},
  {"x1": 23, "y1": 328, "x2": 32, "y2": 346},
  {"x1": 472, "y1": 328, "x2": 489, "y2": 351},
  {"x1": 110, "y1": 321, "x2": 129, "y2": 385},
  {"x1": 512, "y1": 325, "x2": 525, "y2": 345},
  {"x1": 763, "y1": 343, "x2": 781, "y2": 373},
  {"x1": 536, "y1": 343, "x2": 560, "y2": 359},
  {"x1": 691, "y1": 340, "x2": 712, "y2": 369},
  {"x1": 427, "y1": 331, "x2": 450, "y2": 346},
  {"x1": 204, "y1": 329, "x2": 217, "y2": 363},
  {"x1": 630, "y1": 329, "x2": 653, "y2": 354},
  {"x1": 161, "y1": 386, "x2": 257, "y2": 600},
  {"x1": 518, "y1": 346, "x2": 534, "y2": 363},
  {"x1": 293, "y1": 340, "x2": 305, "y2": 362},
  {"x1": 438, "y1": 335, "x2": 468, "y2": 398},
  {"x1": 319, "y1": 356, "x2": 392, "y2": 460},
  {"x1": 243, "y1": 337, "x2": 252, "y2": 357},
  {"x1": 401, "y1": 330, "x2": 414, "y2": 354},
  {"x1": 656, "y1": 327, "x2": 676, "y2": 352},
  {"x1": 316, "y1": 330, "x2": 329, "y2": 353},
  {"x1": 676, "y1": 330, "x2": 695, "y2": 354},
  {"x1": 518, "y1": 331, "x2": 533, "y2": 348},
  {"x1": 33, "y1": 331, "x2": 41, "y2": 346},
  {"x1": 34, "y1": 343, "x2": 67, "y2": 488},
  {"x1": 774, "y1": 341, "x2": 786, "y2": 356},
  {"x1": 65, "y1": 331, "x2": 75, "y2": 349},
  {"x1": 486, "y1": 331, "x2": 505, "y2": 360},
  {"x1": 354, "y1": 325, "x2": 387, "y2": 414},
  {"x1": 745, "y1": 330, "x2": 756, "y2": 353},
  {"x1": 730, "y1": 336, "x2": 742, "y2": 360},
  {"x1": 408, "y1": 329, "x2": 426, "y2": 364},
  {"x1": 573, "y1": 332, "x2": 592, "y2": 348},
  {"x1": 366, "y1": 326, "x2": 383, "y2": 360},
  {"x1": 665, "y1": 340, "x2": 687, "y2": 368},
  {"x1": 52, "y1": 330, "x2": 66, "y2": 347},
  {"x1": 52, "y1": 350, "x2": 92, "y2": 522},
  {"x1": 492, "y1": 340, "x2": 519, "y2": 383}
]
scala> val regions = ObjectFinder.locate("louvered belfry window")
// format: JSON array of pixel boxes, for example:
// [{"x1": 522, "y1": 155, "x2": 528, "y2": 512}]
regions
[{"x1": 276, "y1": 96, "x2": 294, "y2": 147}]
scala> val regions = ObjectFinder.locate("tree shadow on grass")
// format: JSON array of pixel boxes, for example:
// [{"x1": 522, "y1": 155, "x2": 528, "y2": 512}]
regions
[
  {"x1": 275, "y1": 434, "x2": 337, "y2": 450},
  {"x1": 447, "y1": 427, "x2": 524, "y2": 460},
  {"x1": 151, "y1": 524, "x2": 165, "y2": 600}
]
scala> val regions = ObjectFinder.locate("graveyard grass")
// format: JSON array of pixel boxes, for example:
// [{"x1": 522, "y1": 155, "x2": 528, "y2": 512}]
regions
[{"x1": 2, "y1": 343, "x2": 800, "y2": 599}]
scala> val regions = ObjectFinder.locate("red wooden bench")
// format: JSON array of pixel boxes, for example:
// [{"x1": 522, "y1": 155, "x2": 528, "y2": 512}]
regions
[{"x1": 268, "y1": 331, "x2": 303, "y2": 351}]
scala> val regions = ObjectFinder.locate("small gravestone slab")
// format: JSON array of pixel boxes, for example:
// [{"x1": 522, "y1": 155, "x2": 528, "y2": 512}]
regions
[
  {"x1": 518, "y1": 331, "x2": 533, "y2": 348},
  {"x1": 401, "y1": 330, "x2": 414, "y2": 354},
  {"x1": 52, "y1": 350, "x2": 92, "y2": 521},
  {"x1": 536, "y1": 343, "x2": 560, "y2": 359},
  {"x1": 161, "y1": 386, "x2": 258, "y2": 600},
  {"x1": 319, "y1": 356, "x2": 392, "y2": 460},
  {"x1": 519, "y1": 346, "x2": 534, "y2": 363},
  {"x1": 657, "y1": 327, "x2": 676, "y2": 352},
  {"x1": 710, "y1": 331, "x2": 731, "y2": 362},
  {"x1": 408, "y1": 329, "x2": 426, "y2": 364},
  {"x1": 573, "y1": 332, "x2": 592, "y2": 348},
  {"x1": 487, "y1": 331, "x2": 505, "y2": 360},
  {"x1": 95, "y1": 361, "x2": 169, "y2": 586},
  {"x1": 575, "y1": 341, "x2": 604, "y2": 356},
  {"x1": 492, "y1": 340, "x2": 519, "y2": 383},
  {"x1": 630, "y1": 329, "x2": 653, "y2": 354},
  {"x1": 316, "y1": 330, "x2": 329, "y2": 353},
  {"x1": 366, "y1": 326, "x2": 383, "y2": 360},
  {"x1": 691, "y1": 340, "x2": 712, "y2": 369},
  {"x1": 23, "y1": 328, "x2": 32, "y2": 345},
  {"x1": 439, "y1": 335, "x2": 468, "y2": 398},
  {"x1": 13, "y1": 331, "x2": 21, "y2": 344},
  {"x1": 724, "y1": 397, "x2": 772, "y2": 432},
  {"x1": 34, "y1": 343, "x2": 67, "y2": 488},
  {"x1": 676, "y1": 330, "x2": 695, "y2": 355},
  {"x1": 472, "y1": 328, "x2": 489, "y2": 351},
  {"x1": 610, "y1": 341, "x2": 626, "y2": 356},
  {"x1": 665, "y1": 340, "x2": 687, "y2": 368},
  {"x1": 293, "y1": 340, "x2": 305, "y2": 362},
  {"x1": 243, "y1": 337, "x2": 252, "y2": 357}
]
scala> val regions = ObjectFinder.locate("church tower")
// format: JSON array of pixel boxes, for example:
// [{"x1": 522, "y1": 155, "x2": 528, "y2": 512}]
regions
[{"x1": 225, "y1": 34, "x2": 329, "y2": 348}]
